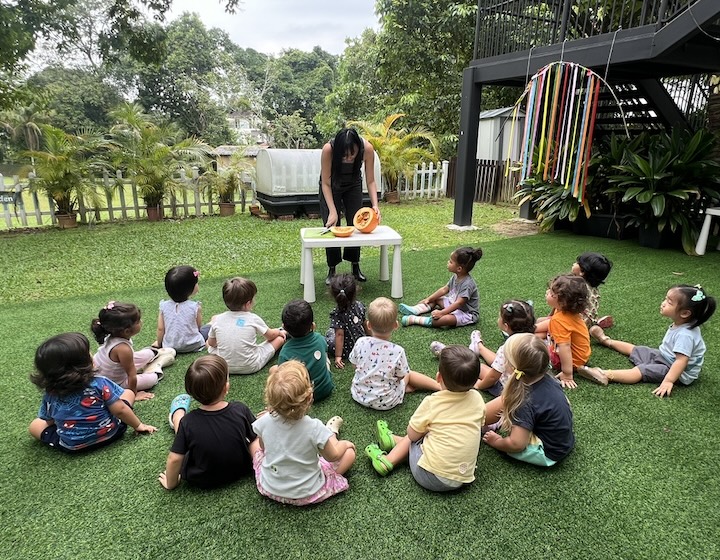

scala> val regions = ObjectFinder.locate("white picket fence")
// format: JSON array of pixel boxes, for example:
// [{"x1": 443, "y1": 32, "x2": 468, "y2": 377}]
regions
[
  {"x1": 0, "y1": 159, "x2": 448, "y2": 229},
  {"x1": 0, "y1": 169, "x2": 256, "y2": 229},
  {"x1": 399, "y1": 160, "x2": 449, "y2": 199}
]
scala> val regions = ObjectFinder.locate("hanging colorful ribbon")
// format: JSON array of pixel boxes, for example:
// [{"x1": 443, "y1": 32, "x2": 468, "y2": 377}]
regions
[{"x1": 505, "y1": 61, "x2": 629, "y2": 204}]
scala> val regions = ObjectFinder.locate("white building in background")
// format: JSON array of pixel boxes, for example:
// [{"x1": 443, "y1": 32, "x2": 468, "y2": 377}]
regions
[{"x1": 226, "y1": 111, "x2": 269, "y2": 145}]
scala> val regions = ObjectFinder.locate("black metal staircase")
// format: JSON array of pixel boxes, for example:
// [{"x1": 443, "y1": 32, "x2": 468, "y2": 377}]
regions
[{"x1": 455, "y1": 0, "x2": 720, "y2": 225}]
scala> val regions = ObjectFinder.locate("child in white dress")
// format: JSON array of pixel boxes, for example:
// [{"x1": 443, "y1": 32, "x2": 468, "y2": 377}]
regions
[{"x1": 156, "y1": 265, "x2": 208, "y2": 353}]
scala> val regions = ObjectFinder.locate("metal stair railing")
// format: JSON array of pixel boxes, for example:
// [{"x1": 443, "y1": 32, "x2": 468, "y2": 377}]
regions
[{"x1": 475, "y1": 0, "x2": 700, "y2": 60}]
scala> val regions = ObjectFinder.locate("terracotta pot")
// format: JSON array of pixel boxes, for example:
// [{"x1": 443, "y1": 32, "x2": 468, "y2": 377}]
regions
[
  {"x1": 384, "y1": 190, "x2": 400, "y2": 204},
  {"x1": 146, "y1": 205, "x2": 163, "y2": 222},
  {"x1": 56, "y1": 213, "x2": 78, "y2": 229},
  {"x1": 219, "y1": 202, "x2": 236, "y2": 217}
]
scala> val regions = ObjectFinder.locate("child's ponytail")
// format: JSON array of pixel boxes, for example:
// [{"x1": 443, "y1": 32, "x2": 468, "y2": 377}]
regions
[
  {"x1": 91, "y1": 301, "x2": 141, "y2": 343},
  {"x1": 501, "y1": 333, "x2": 550, "y2": 432},
  {"x1": 330, "y1": 273, "x2": 357, "y2": 313},
  {"x1": 675, "y1": 284, "x2": 717, "y2": 328}
]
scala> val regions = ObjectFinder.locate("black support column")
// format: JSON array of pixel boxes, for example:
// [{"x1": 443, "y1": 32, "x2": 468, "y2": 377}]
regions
[{"x1": 454, "y1": 68, "x2": 482, "y2": 226}]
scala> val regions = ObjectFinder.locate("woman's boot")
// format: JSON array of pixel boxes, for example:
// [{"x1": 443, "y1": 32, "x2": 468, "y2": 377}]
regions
[
  {"x1": 325, "y1": 266, "x2": 336, "y2": 286},
  {"x1": 352, "y1": 263, "x2": 366, "y2": 282}
]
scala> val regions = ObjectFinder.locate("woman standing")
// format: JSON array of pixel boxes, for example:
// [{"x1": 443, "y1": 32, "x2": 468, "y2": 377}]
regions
[{"x1": 319, "y1": 128, "x2": 380, "y2": 285}]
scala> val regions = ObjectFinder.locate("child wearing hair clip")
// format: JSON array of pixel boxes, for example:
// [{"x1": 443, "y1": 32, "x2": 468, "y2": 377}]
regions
[
  {"x1": 156, "y1": 265, "x2": 209, "y2": 353},
  {"x1": 430, "y1": 299, "x2": 536, "y2": 396},
  {"x1": 483, "y1": 333, "x2": 575, "y2": 467},
  {"x1": 578, "y1": 284, "x2": 716, "y2": 397},
  {"x1": 92, "y1": 301, "x2": 176, "y2": 400}
]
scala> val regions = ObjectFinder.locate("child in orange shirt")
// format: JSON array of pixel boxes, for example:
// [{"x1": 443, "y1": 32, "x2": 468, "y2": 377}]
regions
[{"x1": 545, "y1": 274, "x2": 591, "y2": 389}]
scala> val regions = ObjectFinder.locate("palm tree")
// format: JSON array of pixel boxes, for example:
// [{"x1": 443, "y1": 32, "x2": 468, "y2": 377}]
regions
[
  {"x1": 350, "y1": 113, "x2": 439, "y2": 195},
  {"x1": 108, "y1": 103, "x2": 211, "y2": 215},
  {"x1": 1, "y1": 101, "x2": 48, "y2": 167},
  {"x1": 26, "y1": 125, "x2": 105, "y2": 218}
]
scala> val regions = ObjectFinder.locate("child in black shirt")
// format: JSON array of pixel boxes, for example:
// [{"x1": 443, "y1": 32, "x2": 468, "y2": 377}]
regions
[{"x1": 159, "y1": 355, "x2": 259, "y2": 489}]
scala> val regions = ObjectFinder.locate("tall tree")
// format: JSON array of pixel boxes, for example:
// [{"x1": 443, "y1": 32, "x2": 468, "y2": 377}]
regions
[
  {"x1": 135, "y1": 13, "x2": 240, "y2": 145},
  {"x1": 27, "y1": 66, "x2": 123, "y2": 133},
  {"x1": 261, "y1": 47, "x2": 337, "y2": 146},
  {"x1": 316, "y1": 29, "x2": 385, "y2": 139},
  {"x1": 0, "y1": 0, "x2": 241, "y2": 72}
]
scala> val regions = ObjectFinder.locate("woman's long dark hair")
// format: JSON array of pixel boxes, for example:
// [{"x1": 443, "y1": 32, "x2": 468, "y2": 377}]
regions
[{"x1": 331, "y1": 128, "x2": 364, "y2": 182}]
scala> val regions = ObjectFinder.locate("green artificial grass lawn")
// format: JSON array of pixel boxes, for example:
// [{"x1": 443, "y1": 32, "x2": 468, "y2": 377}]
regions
[{"x1": 1, "y1": 199, "x2": 719, "y2": 560}]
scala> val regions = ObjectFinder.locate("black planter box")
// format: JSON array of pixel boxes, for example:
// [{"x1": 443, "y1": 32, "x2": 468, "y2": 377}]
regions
[
  {"x1": 518, "y1": 200, "x2": 536, "y2": 220},
  {"x1": 256, "y1": 192, "x2": 374, "y2": 218},
  {"x1": 572, "y1": 213, "x2": 637, "y2": 240},
  {"x1": 637, "y1": 225, "x2": 683, "y2": 250}
]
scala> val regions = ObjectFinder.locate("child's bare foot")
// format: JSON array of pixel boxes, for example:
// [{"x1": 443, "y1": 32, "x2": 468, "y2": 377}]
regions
[
  {"x1": 136, "y1": 390, "x2": 155, "y2": 401},
  {"x1": 589, "y1": 325, "x2": 611, "y2": 346}
]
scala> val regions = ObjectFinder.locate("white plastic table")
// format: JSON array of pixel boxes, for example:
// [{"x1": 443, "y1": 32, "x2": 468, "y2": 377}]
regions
[
  {"x1": 300, "y1": 225, "x2": 403, "y2": 303},
  {"x1": 695, "y1": 207, "x2": 720, "y2": 256}
]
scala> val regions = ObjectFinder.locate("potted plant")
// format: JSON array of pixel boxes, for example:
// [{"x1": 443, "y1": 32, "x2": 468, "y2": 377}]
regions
[
  {"x1": 605, "y1": 128, "x2": 720, "y2": 253},
  {"x1": 26, "y1": 125, "x2": 104, "y2": 228},
  {"x1": 200, "y1": 168, "x2": 240, "y2": 216},
  {"x1": 108, "y1": 103, "x2": 210, "y2": 221},
  {"x1": 513, "y1": 143, "x2": 594, "y2": 231},
  {"x1": 350, "y1": 113, "x2": 439, "y2": 204}
]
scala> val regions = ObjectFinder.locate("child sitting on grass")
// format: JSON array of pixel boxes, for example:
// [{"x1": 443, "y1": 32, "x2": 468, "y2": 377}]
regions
[
  {"x1": 29, "y1": 333, "x2": 156, "y2": 453},
  {"x1": 252, "y1": 360, "x2": 355, "y2": 506},
  {"x1": 578, "y1": 284, "x2": 716, "y2": 397},
  {"x1": 155, "y1": 265, "x2": 209, "y2": 353},
  {"x1": 277, "y1": 299, "x2": 334, "y2": 402},
  {"x1": 545, "y1": 275, "x2": 591, "y2": 389},
  {"x1": 159, "y1": 355, "x2": 259, "y2": 490},
  {"x1": 431, "y1": 299, "x2": 536, "y2": 396},
  {"x1": 92, "y1": 301, "x2": 176, "y2": 401},
  {"x1": 207, "y1": 277, "x2": 286, "y2": 374},
  {"x1": 350, "y1": 297, "x2": 441, "y2": 410},
  {"x1": 483, "y1": 333, "x2": 575, "y2": 467},
  {"x1": 326, "y1": 273, "x2": 366, "y2": 369},
  {"x1": 364, "y1": 346, "x2": 485, "y2": 491},
  {"x1": 536, "y1": 252, "x2": 614, "y2": 332},
  {"x1": 399, "y1": 246, "x2": 482, "y2": 328}
]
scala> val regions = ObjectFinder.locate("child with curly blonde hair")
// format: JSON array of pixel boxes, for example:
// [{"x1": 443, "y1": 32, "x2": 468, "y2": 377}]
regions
[{"x1": 252, "y1": 360, "x2": 355, "y2": 506}]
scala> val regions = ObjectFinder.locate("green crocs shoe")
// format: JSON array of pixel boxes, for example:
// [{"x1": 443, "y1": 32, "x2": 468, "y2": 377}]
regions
[
  {"x1": 365, "y1": 444, "x2": 393, "y2": 476},
  {"x1": 376, "y1": 420, "x2": 395, "y2": 452}
]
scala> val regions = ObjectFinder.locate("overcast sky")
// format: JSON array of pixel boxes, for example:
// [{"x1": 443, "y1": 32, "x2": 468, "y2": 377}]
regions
[{"x1": 166, "y1": 0, "x2": 379, "y2": 55}]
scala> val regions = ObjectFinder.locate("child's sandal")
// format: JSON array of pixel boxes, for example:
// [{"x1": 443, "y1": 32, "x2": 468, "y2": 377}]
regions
[
  {"x1": 325, "y1": 415, "x2": 343, "y2": 435},
  {"x1": 589, "y1": 325, "x2": 611, "y2": 345},
  {"x1": 168, "y1": 394, "x2": 191, "y2": 428},
  {"x1": 375, "y1": 420, "x2": 395, "y2": 452},
  {"x1": 365, "y1": 444, "x2": 393, "y2": 476}
]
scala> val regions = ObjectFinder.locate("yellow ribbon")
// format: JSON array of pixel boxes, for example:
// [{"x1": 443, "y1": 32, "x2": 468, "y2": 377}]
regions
[{"x1": 514, "y1": 369, "x2": 525, "y2": 380}]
